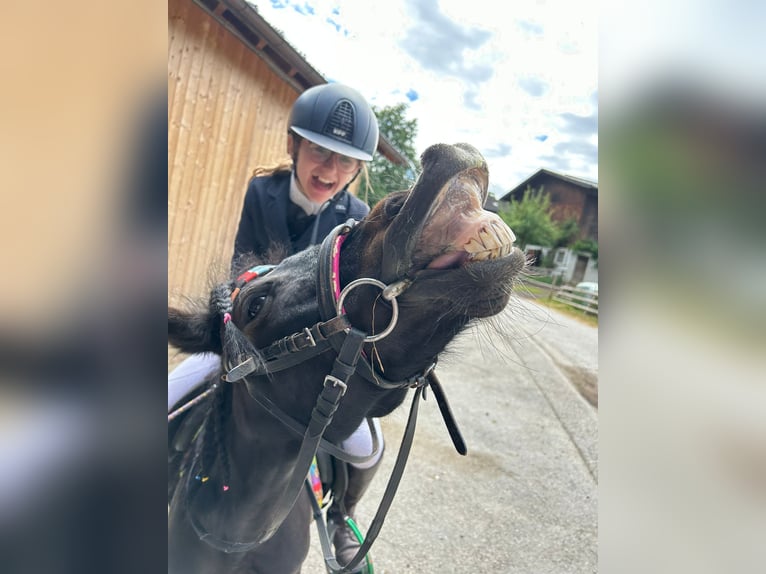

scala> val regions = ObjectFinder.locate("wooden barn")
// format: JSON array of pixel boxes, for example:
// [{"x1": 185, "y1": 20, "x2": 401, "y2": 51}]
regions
[
  {"x1": 168, "y1": 0, "x2": 405, "y2": 303},
  {"x1": 498, "y1": 168, "x2": 598, "y2": 242},
  {"x1": 499, "y1": 168, "x2": 598, "y2": 284}
]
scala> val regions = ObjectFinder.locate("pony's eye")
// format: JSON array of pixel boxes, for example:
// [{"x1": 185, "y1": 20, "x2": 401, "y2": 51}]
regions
[{"x1": 247, "y1": 295, "x2": 268, "y2": 319}]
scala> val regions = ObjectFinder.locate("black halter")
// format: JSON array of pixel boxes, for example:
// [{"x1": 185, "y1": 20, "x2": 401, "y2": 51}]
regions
[
  {"x1": 177, "y1": 220, "x2": 466, "y2": 570},
  {"x1": 222, "y1": 220, "x2": 466, "y2": 455},
  {"x1": 223, "y1": 220, "x2": 435, "y2": 390}
]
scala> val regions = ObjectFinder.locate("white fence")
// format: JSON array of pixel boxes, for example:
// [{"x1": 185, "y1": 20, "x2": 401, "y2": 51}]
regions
[
  {"x1": 552, "y1": 285, "x2": 599, "y2": 316},
  {"x1": 520, "y1": 278, "x2": 599, "y2": 316}
]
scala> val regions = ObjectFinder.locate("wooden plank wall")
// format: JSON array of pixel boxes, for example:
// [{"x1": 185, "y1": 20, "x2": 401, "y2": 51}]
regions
[{"x1": 168, "y1": 0, "x2": 297, "y2": 304}]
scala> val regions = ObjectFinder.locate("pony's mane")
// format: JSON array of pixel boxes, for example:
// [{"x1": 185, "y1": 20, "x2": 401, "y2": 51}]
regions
[
  {"x1": 190, "y1": 243, "x2": 294, "y2": 494},
  {"x1": 231, "y1": 244, "x2": 291, "y2": 279}
]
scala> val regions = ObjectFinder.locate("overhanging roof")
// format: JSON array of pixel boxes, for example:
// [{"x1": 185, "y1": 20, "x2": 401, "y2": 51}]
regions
[
  {"x1": 192, "y1": 0, "x2": 408, "y2": 166},
  {"x1": 499, "y1": 168, "x2": 598, "y2": 202}
]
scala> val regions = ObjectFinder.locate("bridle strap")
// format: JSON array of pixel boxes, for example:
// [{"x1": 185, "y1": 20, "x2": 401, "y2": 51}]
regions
[
  {"x1": 316, "y1": 221, "x2": 468, "y2": 454},
  {"x1": 243, "y1": 382, "x2": 381, "y2": 466},
  {"x1": 261, "y1": 316, "x2": 348, "y2": 364},
  {"x1": 427, "y1": 371, "x2": 467, "y2": 455},
  {"x1": 342, "y1": 387, "x2": 424, "y2": 572},
  {"x1": 264, "y1": 327, "x2": 366, "y2": 536},
  {"x1": 316, "y1": 222, "x2": 438, "y2": 391},
  {"x1": 232, "y1": 316, "x2": 350, "y2": 379},
  {"x1": 330, "y1": 375, "x2": 467, "y2": 572},
  {"x1": 185, "y1": 327, "x2": 368, "y2": 553},
  {"x1": 317, "y1": 221, "x2": 351, "y2": 327},
  {"x1": 309, "y1": 384, "x2": 428, "y2": 574}
]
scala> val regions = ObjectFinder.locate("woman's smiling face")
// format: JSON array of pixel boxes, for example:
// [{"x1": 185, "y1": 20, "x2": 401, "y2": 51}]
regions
[{"x1": 290, "y1": 136, "x2": 361, "y2": 204}]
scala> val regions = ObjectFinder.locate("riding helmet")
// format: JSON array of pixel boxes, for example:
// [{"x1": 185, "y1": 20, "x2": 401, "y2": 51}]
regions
[{"x1": 288, "y1": 83, "x2": 379, "y2": 161}]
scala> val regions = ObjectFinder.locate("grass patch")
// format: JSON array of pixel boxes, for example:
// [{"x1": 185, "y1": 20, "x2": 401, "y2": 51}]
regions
[
  {"x1": 516, "y1": 284, "x2": 599, "y2": 327},
  {"x1": 523, "y1": 273, "x2": 557, "y2": 285},
  {"x1": 517, "y1": 285, "x2": 549, "y2": 298},
  {"x1": 536, "y1": 297, "x2": 599, "y2": 327}
]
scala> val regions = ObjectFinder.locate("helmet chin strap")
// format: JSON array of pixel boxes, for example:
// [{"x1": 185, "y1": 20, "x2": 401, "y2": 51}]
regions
[{"x1": 345, "y1": 166, "x2": 361, "y2": 189}]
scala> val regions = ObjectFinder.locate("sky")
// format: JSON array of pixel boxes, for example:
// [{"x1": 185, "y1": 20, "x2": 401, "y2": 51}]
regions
[
  {"x1": 600, "y1": 0, "x2": 766, "y2": 108},
  {"x1": 251, "y1": 0, "x2": 598, "y2": 197}
]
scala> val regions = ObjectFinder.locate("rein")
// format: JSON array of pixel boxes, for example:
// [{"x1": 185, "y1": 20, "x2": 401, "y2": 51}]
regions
[{"x1": 173, "y1": 220, "x2": 466, "y2": 570}]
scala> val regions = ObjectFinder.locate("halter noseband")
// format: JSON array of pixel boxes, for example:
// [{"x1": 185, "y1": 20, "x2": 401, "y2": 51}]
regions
[
  {"x1": 221, "y1": 221, "x2": 464, "y2": 455},
  {"x1": 224, "y1": 221, "x2": 427, "y2": 389}
]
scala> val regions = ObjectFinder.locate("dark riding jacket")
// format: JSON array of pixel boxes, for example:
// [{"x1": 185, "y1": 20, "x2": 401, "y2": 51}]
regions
[{"x1": 232, "y1": 171, "x2": 369, "y2": 267}]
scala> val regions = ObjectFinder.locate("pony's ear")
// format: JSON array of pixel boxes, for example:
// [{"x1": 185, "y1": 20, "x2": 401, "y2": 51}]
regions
[{"x1": 168, "y1": 307, "x2": 223, "y2": 355}]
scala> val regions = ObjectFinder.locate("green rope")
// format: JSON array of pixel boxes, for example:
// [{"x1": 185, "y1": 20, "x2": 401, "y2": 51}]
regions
[{"x1": 345, "y1": 517, "x2": 374, "y2": 574}]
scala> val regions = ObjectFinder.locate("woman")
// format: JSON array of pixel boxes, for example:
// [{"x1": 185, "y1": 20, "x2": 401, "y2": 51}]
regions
[
  {"x1": 232, "y1": 82, "x2": 376, "y2": 264},
  {"x1": 169, "y1": 82, "x2": 383, "y2": 572}
]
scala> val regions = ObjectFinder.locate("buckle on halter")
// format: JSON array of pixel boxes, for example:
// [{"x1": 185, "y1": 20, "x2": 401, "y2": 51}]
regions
[
  {"x1": 382, "y1": 278, "x2": 412, "y2": 301},
  {"x1": 408, "y1": 362, "x2": 436, "y2": 389},
  {"x1": 302, "y1": 327, "x2": 316, "y2": 348},
  {"x1": 323, "y1": 375, "x2": 347, "y2": 396},
  {"x1": 222, "y1": 357, "x2": 256, "y2": 382}
]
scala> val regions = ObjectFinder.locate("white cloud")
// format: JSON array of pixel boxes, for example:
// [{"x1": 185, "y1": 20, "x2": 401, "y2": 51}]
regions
[
  {"x1": 254, "y1": 0, "x2": 598, "y2": 190},
  {"x1": 601, "y1": 0, "x2": 766, "y2": 108}
]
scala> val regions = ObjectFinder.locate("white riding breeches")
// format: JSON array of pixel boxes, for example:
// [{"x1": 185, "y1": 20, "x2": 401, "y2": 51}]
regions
[
  {"x1": 168, "y1": 353, "x2": 220, "y2": 411},
  {"x1": 339, "y1": 417, "x2": 384, "y2": 469}
]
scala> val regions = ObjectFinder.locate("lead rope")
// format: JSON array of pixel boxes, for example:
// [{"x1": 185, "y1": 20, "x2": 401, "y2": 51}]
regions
[{"x1": 309, "y1": 383, "x2": 428, "y2": 574}]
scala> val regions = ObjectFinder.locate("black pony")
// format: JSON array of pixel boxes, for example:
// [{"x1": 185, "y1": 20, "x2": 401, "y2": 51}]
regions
[{"x1": 168, "y1": 143, "x2": 526, "y2": 573}]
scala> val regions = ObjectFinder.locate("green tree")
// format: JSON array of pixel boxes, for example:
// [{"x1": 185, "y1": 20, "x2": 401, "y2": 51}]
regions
[
  {"x1": 361, "y1": 103, "x2": 419, "y2": 207},
  {"x1": 571, "y1": 238, "x2": 598, "y2": 262},
  {"x1": 498, "y1": 185, "x2": 558, "y2": 250},
  {"x1": 553, "y1": 217, "x2": 580, "y2": 248}
]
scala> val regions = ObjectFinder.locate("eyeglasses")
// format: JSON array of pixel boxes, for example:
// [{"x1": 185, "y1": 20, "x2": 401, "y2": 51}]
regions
[{"x1": 303, "y1": 141, "x2": 361, "y2": 173}]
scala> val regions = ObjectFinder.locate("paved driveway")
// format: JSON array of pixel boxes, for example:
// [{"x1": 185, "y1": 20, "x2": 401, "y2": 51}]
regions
[{"x1": 303, "y1": 297, "x2": 598, "y2": 573}]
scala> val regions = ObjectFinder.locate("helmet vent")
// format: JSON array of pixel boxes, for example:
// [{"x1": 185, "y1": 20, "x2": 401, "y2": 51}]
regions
[{"x1": 323, "y1": 100, "x2": 355, "y2": 143}]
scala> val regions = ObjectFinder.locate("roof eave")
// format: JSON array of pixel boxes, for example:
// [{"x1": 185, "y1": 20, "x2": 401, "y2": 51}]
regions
[
  {"x1": 193, "y1": 0, "x2": 408, "y2": 165},
  {"x1": 499, "y1": 167, "x2": 598, "y2": 201}
]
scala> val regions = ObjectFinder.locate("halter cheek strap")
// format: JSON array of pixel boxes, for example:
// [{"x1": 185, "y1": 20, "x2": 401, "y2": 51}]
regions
[
  {"x1": 332, "y1": 232, "x2": 346, "y2": 303},
  {"x1": 318, "y1": 223, "x2": 433, "y2": 390}
]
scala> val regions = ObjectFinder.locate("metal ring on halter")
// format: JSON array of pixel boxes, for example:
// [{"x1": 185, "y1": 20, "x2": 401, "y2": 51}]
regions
[{"x1": 336, "y1": 278, "x2": 399, "y2": 342}]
